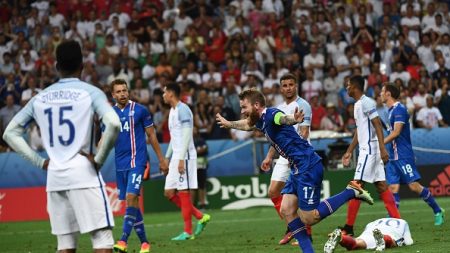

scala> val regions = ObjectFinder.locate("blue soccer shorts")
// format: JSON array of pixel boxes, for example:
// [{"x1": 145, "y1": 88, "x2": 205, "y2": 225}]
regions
[
  {"x1": 386, "y1": 158, "x2": 421, "y2": 185},
  {"x1": 281, "y1": 161, "x2": 324, "y2": 211},
  {"x1": 116, "y1": 166, "x2": 146, "y2": 200}
]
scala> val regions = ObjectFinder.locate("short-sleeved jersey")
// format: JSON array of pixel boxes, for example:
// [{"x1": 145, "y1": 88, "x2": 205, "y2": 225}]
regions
[
  {"x1": 12, "y1": 78, "x2": 114, "y2": 191},
  {"x1": 168, "y1": 102, "x2": 197, "y2": 160},
  {"x1": 387, "y1": 102, "x2": 414, "y2": 160},
  {"x1": 277, "y1": 96, "x2": 312, "y2": 131},
  {"x1": 255, "y1": 107, "x2": 321, "y2": 174},
  {"x1": 361, "y1": 218, "x2": 413, "y2": 246},
  {"x1": 113, "y1": 101, "x2": 153, "y2": 171},
  {"x1": 354, "y1": 95, "x2": 379, "y2": 154}
]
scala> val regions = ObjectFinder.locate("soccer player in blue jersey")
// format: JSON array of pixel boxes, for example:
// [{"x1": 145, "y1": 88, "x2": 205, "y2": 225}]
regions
[
  {"x1": 216, "y1": 89, "x2": 374, "y2": 253},
  {"x1": 110, "y1": 79, "x2": 169, "y2": 253},
  {"x1": 163, "y1": 83, "x2": 211, "y2": 241},
  {"x1": 3, "y1": 40, "x2": 121, "y2": 252},
  {"x1": 380, "y1": 83, "x2": 444, "y2": 226},
  {"x1": 261, "y1": 73, "x2": 313, "y2": 245}
]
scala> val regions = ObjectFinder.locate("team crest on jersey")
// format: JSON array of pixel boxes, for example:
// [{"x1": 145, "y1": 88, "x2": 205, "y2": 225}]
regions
[{"x1": 121, "y1": 117, "x2": 126, "y2": 121}]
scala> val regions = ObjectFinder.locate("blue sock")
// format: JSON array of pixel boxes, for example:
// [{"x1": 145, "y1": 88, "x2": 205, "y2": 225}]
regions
[
  {"x1": 393, "y1": 192, "x2": 400, "y2": 208},
  {"x1": 121, "y1": 207, "x2": 138, "y2": 242},
  {"x1": 134, "y1": 209, "x2": 148, "y2": 243},
  {"x1": 288, "y1": 218, "x2": 314, "y2": 253},
  {"x1": 420, "y1": 187, "x2": 441, "y2": 214},
  {"x1": 317, "y1": 189, "x2": 355, "y2": 219}
]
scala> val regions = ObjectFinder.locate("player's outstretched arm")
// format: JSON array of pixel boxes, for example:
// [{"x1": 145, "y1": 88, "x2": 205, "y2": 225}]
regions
[
  {"x1": 3, "y1": 120, "x2": 46, "y2": 169},
  {"x1": 216, "y1": 113, "x2": 255, "y2": 131},
  {"x1": 278, "y1": 107, "x2": 304, "y2": 126}
]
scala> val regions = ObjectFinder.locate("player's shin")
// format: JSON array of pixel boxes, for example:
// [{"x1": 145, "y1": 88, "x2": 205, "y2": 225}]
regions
[
  {"x1": 179, "y1": 191, "x2": 194, "y2": 234},
  {"x1": 121, "y1": 207, "x2": 138, "y2": 242},
  {"x1": 288, "y1": 218, "x2": 314, "y2": 253},
  {"x1": 340, "y1": 234, "x2": 358, "y2": 250},
  {"x1": 316, "y1": 189, "x2": 355, "y2": 219},
  {"x1": 419, "y1": 187, "x2": 442, "y2": 214},
  {"x1": 380, "y1": 190, "x2": 401, "y2": 218},
  {"x1": 134, "y1": 209, "x2": 148, "y2": 244},
  {"x1": 271, "y1": 195, "x2": 284, "y2": 219}
]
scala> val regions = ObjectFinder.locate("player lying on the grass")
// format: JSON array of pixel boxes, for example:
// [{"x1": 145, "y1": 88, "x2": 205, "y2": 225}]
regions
[
  {"x1": 324, "y1": 218, "x2": 413, "y2": 252},
  {"x1": 216, "y1": 88, "x2": 374, "y2": 253},
  {"x1": 380, "y1": 83, "x2": 445, "y2": 226},
  {"x1": 261, "y1": 73, "x2": 313, "y2": 245}
]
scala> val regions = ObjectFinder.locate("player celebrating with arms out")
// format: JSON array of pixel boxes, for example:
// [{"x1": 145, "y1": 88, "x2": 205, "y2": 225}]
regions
[
  {"x1": 163, "y1": 83, "x2": 211, "y2": 241},
  {"x1": 3, "y1": 40, "x2": 121, "y2": 252},
  {"x1": 217, "y1": 89, "x2": 374, "y2": 253},
  {"x1": 110, "y1": 79, "x2": 169, "y2": 253},
  {"x1": 339, "y1": 76, "x2": 400, "y2": 236},
  {"x1": 380, "y1": 83, "x2": 444, "y2": 225},
  {"x1": 261, "y1": 73, "x2": 313, "y2": 245}
]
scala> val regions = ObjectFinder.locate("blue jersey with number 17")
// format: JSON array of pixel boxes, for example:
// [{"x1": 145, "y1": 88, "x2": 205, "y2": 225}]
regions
[
  {"x1": 113, "y1": 101, "x2": 153, "y2": 171},
  {"x1": 255, "y1": 107, "x2": 321, "y2": 174},
  {"x1": 387, "y1": 102, "x2": 414, "y2": 160}
]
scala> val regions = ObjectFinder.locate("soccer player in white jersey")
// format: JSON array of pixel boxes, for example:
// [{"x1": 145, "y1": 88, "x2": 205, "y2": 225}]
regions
[
  {"x1": 339, "y1": 76, "x2": 400, "y2": 236},
  {"x1": 162, "y1": 83, "x2": 211, "y2": 241},
  {"x1": 324, "y1": 218, "x2": 413, "y2": 252},
  {"x1": 261, "y1": 73, "x2": 313, "y2": 245},
  {"x1": 3, "y1": 40, "x2": 121, "y2": 252}
]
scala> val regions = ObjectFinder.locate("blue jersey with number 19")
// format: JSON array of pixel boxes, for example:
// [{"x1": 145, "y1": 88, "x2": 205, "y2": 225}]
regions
[
  {"x1": 113, "y1": 101, "x2": 153, "y2": 171},
  {"x1": 12, "y1": 78, "x2": 114, "y2": 191}
]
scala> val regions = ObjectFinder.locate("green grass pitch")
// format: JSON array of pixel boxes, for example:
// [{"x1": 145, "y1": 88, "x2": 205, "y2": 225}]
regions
[{"x1": 0, "y1": 198, "x2": 448, "y2": 253}]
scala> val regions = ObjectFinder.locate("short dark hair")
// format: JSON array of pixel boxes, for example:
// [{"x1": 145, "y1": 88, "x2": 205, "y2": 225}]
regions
[
  {"x1": 349, "y1": 75, "x2": 365, "y2": 91},
  {"x1": 383, "y1": 82, "x2": 400, "y2": 99},
  {"x1": 238, "y1": 88, "x2": 266, "y2": 107},
  {"x1": 56, "y1": 40, "x2": 82, "y2": 74},
  {"x1": 279, "y1": 73, "x2": 297, "y2": 84},
  {"x1": 165, "y1": 82, "x2": 181, "y2": 98},
  {"x1": 110, "y1": 79, "x2": 128, "y2": 92}
]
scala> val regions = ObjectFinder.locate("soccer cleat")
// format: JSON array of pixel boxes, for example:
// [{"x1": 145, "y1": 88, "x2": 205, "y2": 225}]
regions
[
  {"x1": 113, "y1": 240, "x2": 127, "y2": 253},
  {"x1": 279, "y1": 231, "x2": 293, "y2": 245},
  {"x1": 373, "y1": 228, "x2": 385, "y2": 251},
  {"x1": 171, "y1": 232, "x2": 195, "y2": 241},
  {"x1": 139, "y1": 242, "x2": 151, "y2": 253},
  {"x1": 434, "y1": 208, "x2": 445, "y2": 226},
  {"x1": 346, "y1": 180, "x2": 374, "y2": 205},
  {"x1": 194, "y1": 213, "x2": 211, "y2": 236},
  {"x1": 324, "y1": 228, "x2": 341, "y2": 253}
]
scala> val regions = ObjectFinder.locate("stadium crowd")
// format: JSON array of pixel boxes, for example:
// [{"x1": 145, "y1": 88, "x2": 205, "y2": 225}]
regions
[{"x1": 0, "y1": 0, "x2": 450, "y2": 152}]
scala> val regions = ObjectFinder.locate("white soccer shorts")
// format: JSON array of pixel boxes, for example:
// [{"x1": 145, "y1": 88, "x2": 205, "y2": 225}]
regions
[
  {"x1": 354, "y1": 153, "x2": 386, "y2": 183},
  {"x1": 165, "y1": 159, "x2": 198, "y2": 190},
  {"x1": 271, "y1": 157, "x2": 290, "y2": 182},
  {"x1": 47, "y1": 187, "x2": 114, "y2": 235}
]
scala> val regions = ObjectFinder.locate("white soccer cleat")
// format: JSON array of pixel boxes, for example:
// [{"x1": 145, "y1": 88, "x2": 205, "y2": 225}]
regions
[
  {"x1": 324, "y1": 228, "x2": 341, "y2": 253},
  {"x1": 373, "y1": 228, "x2": 385, "y2": 251}
]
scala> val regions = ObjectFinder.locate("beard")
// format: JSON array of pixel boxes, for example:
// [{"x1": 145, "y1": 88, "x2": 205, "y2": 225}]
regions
[{"x1": 247, "y1": 108, "x2": 260, "y2": 126}]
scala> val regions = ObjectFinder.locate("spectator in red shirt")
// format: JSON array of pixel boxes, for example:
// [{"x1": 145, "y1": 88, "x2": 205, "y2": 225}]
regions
[
  {"x1": 204, "y1": 25, "x2": 227, "y2": 65},
  {"x1": 310, "y1": 95, "x2": 327, "y2": 130}
]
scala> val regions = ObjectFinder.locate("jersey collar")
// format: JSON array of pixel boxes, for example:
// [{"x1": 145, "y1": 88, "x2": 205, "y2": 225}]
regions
[
  {"x1": 388, "y1": 101, "x2": 400, "y2": 111},
  {"x1": 58, "y1": 77, "x2": 80, "y2": 83}
]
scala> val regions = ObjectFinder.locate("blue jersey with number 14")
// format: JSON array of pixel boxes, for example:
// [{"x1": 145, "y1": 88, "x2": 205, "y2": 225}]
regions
[{"x1": 113, "y1": 101, "x2": 153, "y2": 171}]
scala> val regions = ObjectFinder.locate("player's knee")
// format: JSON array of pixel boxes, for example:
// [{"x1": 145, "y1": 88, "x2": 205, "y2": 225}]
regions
[
  {"x1": 125, "y1": 193, "x2": 139, "y2": 207},
  {"x1": 164, "y1": 190, "x2": 175, "y2": 199},
  {"x1": 268, "y1": 188, "x2": 281, "y2": 198},
  {"x1": 280, "y1": 205, "x2": 296, "y2": 219},
  {"x1": 408, "y1": 182, "x2": 422, "y2": 193},
  {"x1": 90, "y1": 228, "x2": 114, "y2": 249},
  {"x1": 375, "y1": 181, "x2": 388, "y2": 193},
  {"x1": 57, "y1": 232, "x2": 79, "y2": 251}
]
